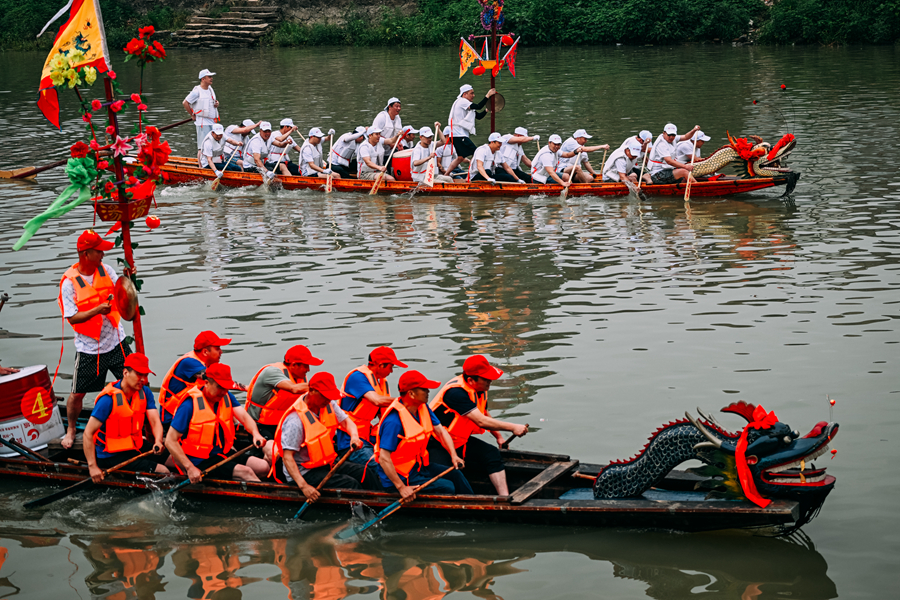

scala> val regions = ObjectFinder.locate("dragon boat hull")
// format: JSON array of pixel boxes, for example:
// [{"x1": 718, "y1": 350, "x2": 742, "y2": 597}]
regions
[{"x1": 158, "y1": 157, "x2": 795, "y2": 199}]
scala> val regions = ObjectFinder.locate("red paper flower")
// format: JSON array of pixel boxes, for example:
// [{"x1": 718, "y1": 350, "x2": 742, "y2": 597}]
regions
[
  {"x1": 70, "y1": 141, "x2": 91, "y2": 158},
  {"x1": 82, "y1": 112, "x2": 92, "y2": 123},
  {"x1": 125, "y1": 38, "x2": 144, "y2": 56},
  {"x1": 104, "y1": 181, "x2": 115, "y2": 193},
  {"x1": 781, "y1": 84, "x2": 787, "y2": 90},
  {"x1": 91, "y1": 99, "x2": 102, "y2": 111},
  {"x1": 106, "y1": 125, "x2": 116, "y2": 135},
  {"x1": 149, "y1": 41, "x2": 167, "y2": 59},
  {"x1": 752, "y1": 100, "x2": 758, "y2": 104},
  {"x1": 108, "y1": 70, "x2": 117, "y2": 80},
  {"x1": 97, "y1": 160, "x2": 109, "y2": 170},
  {"x1": 89, "y1": 139, "x2": 101, "y2": 151},
  {"x1": 131, "y1": 93, "x2": 141, "y2": 103},
  {"x1": 145, "y1": 126, "x2": 161, "y2": 143},
  {"x1": 127, "y1": 178, "x2": 156, "y2": 200},
  {"x1": 111, "y1": 100, "x2": 125, "y2": 113},
  {"x1": 137, "y1": 103, "x2": 148, "y2": 111},
  {"x1": 138, "y1": 25, "x2": 155, "y2": 39}
]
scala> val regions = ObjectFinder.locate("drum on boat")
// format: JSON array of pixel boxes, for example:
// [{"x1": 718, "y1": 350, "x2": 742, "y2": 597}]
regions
[
  {"x1": 390, "y1": 148, "x2": 414, "y2": 181},
  {"x1": 0, "y1": 365, "x2": 64, "y2": 457}
]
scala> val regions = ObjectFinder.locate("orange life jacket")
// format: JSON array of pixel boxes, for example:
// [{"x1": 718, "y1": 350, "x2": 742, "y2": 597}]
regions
[
  {"x1": 179, "y1": 387, "x2": 235, "y2": 460},
  {"x1": 58, "y1": 263, "x2": 121, "y2": 340},
  {"x1": 429, "y1": 375, "x2": 487, "y2": 449},
  {"x1": 341, "y1": 365, "x2": 389, "y2": 441},
  {"x1": 246, "y1": 362, "x2": 305, "y2": 426},
  {"x1": 268, "y1": 396, "x2": 339, "y2": 480},
  {"x1": 374, "y1": 399, "x2": 433, "y2": 480},
  {"x1": 94, "y1": 382, "x2": 147, "y2": 454},
  {"x1": 159, "y1": 351, "x2": 204, "y2": 420}
]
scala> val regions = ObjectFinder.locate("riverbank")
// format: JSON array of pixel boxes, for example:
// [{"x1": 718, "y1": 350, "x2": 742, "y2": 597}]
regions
[{"x1": 1, "y1": 0, "x2": 898, "y2": 51}]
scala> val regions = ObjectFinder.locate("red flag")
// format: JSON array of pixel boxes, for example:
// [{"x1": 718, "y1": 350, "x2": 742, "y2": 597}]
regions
[{"x1": 502, "y1": 37, "x2": 520, "y2": 78}]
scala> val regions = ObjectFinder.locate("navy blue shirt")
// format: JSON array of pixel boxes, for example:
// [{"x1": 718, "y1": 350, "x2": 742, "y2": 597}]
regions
[
  {"x1": 90, "y1": 382, "x2": 157, "y2": 459},
  {"x1": 375, "y1": 404, "x2": 440, "y2": 488},
  {"x1": 336, "y1": 370, "x2": 378, "y2": 450},
  {"x1": 171, "y1": 391, "x2": 241, "y2": 465}
]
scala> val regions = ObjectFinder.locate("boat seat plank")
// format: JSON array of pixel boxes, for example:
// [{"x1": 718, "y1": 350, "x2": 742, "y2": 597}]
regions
[{"x1": 510, "y1": 460, "x2": 578, "y2": 505}]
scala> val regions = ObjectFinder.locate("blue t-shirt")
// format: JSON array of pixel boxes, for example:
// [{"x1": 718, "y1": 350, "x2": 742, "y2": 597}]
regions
[
  {"x1": 336, "y1": 370, "x2": 378, "y2": 450},
  {"x1": 170, "y1": 391, "x2": 241, "y2": 465},
  {"x1": 161, "y1": 357, "x2": 207, "y2": 424},
  {"x1": 90, "y1": 382, "x2": 157, "y2": 459},
  {"x1": 375, "y1": 404, "x2": 440, "y2": 488}
]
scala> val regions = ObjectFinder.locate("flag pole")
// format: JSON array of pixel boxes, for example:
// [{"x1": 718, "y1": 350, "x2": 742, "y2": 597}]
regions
[{"x1": 490, "y1": 24, "x2": 496, "y2": 134}]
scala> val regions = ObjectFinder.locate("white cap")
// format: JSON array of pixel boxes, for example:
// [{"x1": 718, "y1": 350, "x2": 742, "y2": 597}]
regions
[
  {"x1": 626, "y1": 139, "x2": 643, "y2": 155},
  {"x1": 639, "y1": 130, "x2": 653, "y2": 141},
  {"x1": 354, "y1": 125, "x2": 368, "y2": 135},
  {"x1": 384, "y1": 97, "x2": 401, "y2": 111},
  {"x1": 212, "y1": 123, "x2": 224, "y2": 135},
  {"x1": 367, "y1": 126, "x2": 383, "y2": 136},
  {"x1": 458, "y1": 84, "x2": 474, "y2": 98},
  {"x1": 548, "y1": 134, "x2": 562, "y2": 144},
  {"x1": 259, "y1": 121, "x2": 272, "y2": 131},
  {"x1": 664, "y1": 123, "x2": 678, "y2": 135},
  {"x1": 309, "y1": 127, "x2": 325, "y2": 138},
  {"x1": 573, "y1": 129, "x2": 592, "y2": 139},
  {"x1": 280, "y1": 118, "x2": 294, "y2": 128},
  {"x1": 418, "y1": 126, "x2": 434, "y2": 138},
  {"x1": 488, "y1": 132, "x2": 502, "y2": 143},
  {"x1": 198, "y1": 69, "x2": 216, "y2": 79},
  {"x1": 443, "y1": 126, "x2": 451, "y2": 136},
  {"x1": 403, "y1": 126, "x2": 416, "y2": 137},
  {"x1": 693, "y1": 130, "x2": 711, "y2": 142},
  {"x1": 242, "y1": 119, "x2": 256, "y2": 128},
  {"x1": 514, "y1": 127, "x2": 528, "y2": 136}
]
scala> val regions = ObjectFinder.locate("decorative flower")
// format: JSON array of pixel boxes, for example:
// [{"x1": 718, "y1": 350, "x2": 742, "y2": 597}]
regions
[
  {"x1": 132, "y1": 133, "x2": 148, "y2": 149},
  {"x1": 125, "y1": 38, "x2": 144, "y2": 56},
  {"x1": 82, "y1": 112, "x2": 92, "y2": 123},
  {"x1": 127, "y1": 176, "x2": 138, "y2": 185},
  {"x1": 91, "y1": 99, "x2": 102, "y2": 111},
  {"x1": 106, "y1": 125, "x2": 116, "y2": 135},
  {"x1": 90, "y1": 139, "x2": 101, "y2": 151},
  {"x1": 68, "y1": 49, "x2": 85, "y2": 65},
  {"x1": 108, "y1": 70, "x2": 117, "y2": 80},
  {"x1": 138, "y1": 25, "x2": 155, "y2": 39},
  {"x1": 111, "y1": 135, "x2": 133, "y2": 157},
  {"x1": 111, "y1": 100, "x2": 125, "y2": 113},
  {"x1": 127, "y1": 179, "x2": 156, "y2": 200},
  {"x1": 65, "y1": 68, "x2": 81, "y2": 88},
  {"x1": 64, "y1": 157, "x2": 98, "y2": 187},
  {"x1": 781, "y1": 84, "x2": 786, "y2": 90},
  {"x1": 131, "y1": 93, "x2": 141, "y2": 103},
  {"x1": 149, "y1": 41, "x2": 167, "y2": 59},
  {"x1": 104, "y1": 181, "x2": 115, "y2": 194},
  {"x1": 70, "y1": 141, "x2": 91, "y2": 158},
  {"x1": 83, "y1": 66, "x2": 97, "y2": 85},
  {"x1": 97, "y1": 160, "x2": 109, "y2": 170},
  {"x1": 137, "y1": 103, "x2": 148, "y2": 111}
]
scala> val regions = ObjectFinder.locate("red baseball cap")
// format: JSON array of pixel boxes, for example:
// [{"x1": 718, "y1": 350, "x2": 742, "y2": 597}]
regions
[
  {"x1": 308, "y1": 371, "x2": 341, "y2": 400},
  {"x1": 398, "y1": 370, "x2": 442, "y2": 394},
  {"x1": 369, "y1": 346, "x2": 408, "y2": 368},
  {"x1": 463, "y1": 355, "x2": 504, "y2": 380},
  {"x1": 194, "y1": 330, "x2": 232, "y2": 351},
  {"x1": 284, "y1": 345, "x2": 324, "y2": 366},
  {"x1": 77, "y1": 229, "x2": 115, "y2": 252},
  {"x1": 123, "y1": 352, "x2": 155, "y2": 375},
  {"x1": 205, "y1": 363, "x2": 238, "y2": 390}
]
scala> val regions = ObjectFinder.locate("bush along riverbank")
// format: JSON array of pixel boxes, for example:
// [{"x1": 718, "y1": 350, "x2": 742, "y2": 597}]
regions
[{"x1": 1, "y1": 0, "x2": 898, "y2": 51}]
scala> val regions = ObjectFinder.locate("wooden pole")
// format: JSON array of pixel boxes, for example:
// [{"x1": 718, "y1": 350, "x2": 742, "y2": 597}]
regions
[
  {"x1": 104, "y1": 77, "x2": 145, "y2": 355},
  {"x1": 490, "y1": 24, "x2": 497, "y2": 134}
]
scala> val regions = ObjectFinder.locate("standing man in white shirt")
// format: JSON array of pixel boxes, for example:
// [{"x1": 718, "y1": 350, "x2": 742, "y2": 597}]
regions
[
  {"x1": 447, "y1": 84, "x2": 497, "y2": 170},
  {"x1": 558, "y1": 129, "x2": 608, "y2": 183},
  {"x1": 648, "y1": 123, "x2": 701, "y2": 184},
  {"x1": 357, "y1": 127, "x2": 394, "y2": 181},
  {"x1": 331, "y1": 126, "x2": 367, "y2": 178},
  {"x1": 602, "y1": 139, "x2": 643, "y2": 183},
  {"x1": 411, "y1": 125, "x2": 454, "y2": 184},
  {"x1": 182, "y1": 69, "x2": 219, "y2": 162},
  {"x1": 531, "y1": 134, "x2": 570, "y2": 186},
  {"x1": 371, "y1": 97, "x2": 404, "y2": 148},
  {"x1": 300, "y1": 127, "x2": 338, "y2": 179},
  {"x1": 501, "y1": 127, "x2": 538, "y2": 183},
  {"x1": 58, "y1": 230, "x2": 132, "y2": 449},
  {"x1": 469, "y1": 132, "x2": 521, "y2": 183}
]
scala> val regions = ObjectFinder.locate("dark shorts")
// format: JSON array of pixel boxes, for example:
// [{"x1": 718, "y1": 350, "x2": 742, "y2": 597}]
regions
[
  {"x1": 382, "y1": 463, "x2": 473, "y2": 496},
  {"x1": 194, "y1": 448, "x2": 252, "y2": 479},
  {"x1": 212, "y1": 159, "x2": 244, "y2": 172},
  {"x1": 96, "y1": 448, "x2": 159, "y2": 473},
  {"x1": 513, "y1": 168, "x2": 532, "y2": 183},
  {"x1": 427, "y1": 436, "x2": 505, "y2": 480},
  {"x1": 275, "y1": 457, "x2": 381, "y2": 490},
  {"x1": 265, "y1": 161, "x2": 300, "y2": 176},
  {"x1": 651, "y1": 169, "x2": 680, "y2": 185},
  {"x1": 256, "y1": 423, "x2": 277, "y2": 441},
  {"x1": 452, "y1": 137, "x2": 478, "y2": 158},
  {"x1": 332, "y1": 163, "x2": 353, "y2": 178},
  {"x1": 72, "y1": 342, "x2": 132, "y2": 394},
  {"x1": 471, "y1": 169, "x2": 517, "y2": 183}
]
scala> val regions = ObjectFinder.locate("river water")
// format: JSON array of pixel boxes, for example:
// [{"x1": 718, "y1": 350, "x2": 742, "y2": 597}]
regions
[{"x1": 1, "y1": 44, "x2": 899, "y2": 599}]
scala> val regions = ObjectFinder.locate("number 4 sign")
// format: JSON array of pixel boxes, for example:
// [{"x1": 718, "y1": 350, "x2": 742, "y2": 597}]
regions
[{"x1": 21, "y1": 387, "x2": 54, "y2": 425}]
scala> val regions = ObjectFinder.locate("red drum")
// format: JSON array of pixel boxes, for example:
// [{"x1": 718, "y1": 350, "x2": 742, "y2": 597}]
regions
[
  {"x1": 0, "y1": 365, "x2": 64, "y2": 456},
  {"x1": 391, "y1": 148, "x2": 414, "y2": 181}
]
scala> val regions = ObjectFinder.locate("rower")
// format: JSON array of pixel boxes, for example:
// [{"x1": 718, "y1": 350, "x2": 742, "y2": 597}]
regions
[
  {"x1": 159, "y1": 330, "x2": 239, "y2": 426},
  {"x1": 330, "y1": 126, "x2": 367, "y2": 178},
  {"x1": 602, "y1": 139, "x2": 644, "y2": 184},
  {"x1": 82, "y1": 353, "x2": 169, "y2": 483},
  {"x1": 436, "y1": 126, "x2": 468, "y2": 179},
  {"x1": 399, "y1": 127, "x2": 418, "y2": 151},
  {"x1": 59, "y1": 229, "x2": 132, "y2": 450},
  {"x1": 530, "y1": 134, "x2": 570, "y2": 187},
  {"x1": 242, "y1": 121, "x2": 277, "y2": 183},
  {"x1": 675, "y1": 130, "x2": 711, "y2": 166},
  {"x1": 446, "y1": 84, "x2": 497, "y2": 171},
  {"x1": 375, "y1": 370, "x2": 471, "y2": 500},
  {"x1": 558, "y1": 129, "x2": 608, "y2": 183},
  {"x1": 356, "y1": 127, "x2": 394, "y2": 181},
  {"x1": 411, "y1": 125, "x2": 454, "y2": 184},
  {"x1": 619, "y1": 130, "x2": 653, "y2": 153},
  {"x1": 269, "y1": 372, "x2": 380, "y2": 498},
  {"x1": 338, "y1": 346, "x2": 406, "y2": 464},
  {"x1": 165, "y1": 363, "x2": 270, "y2": 483},
  {"x1": 200, "y1": 124, "x2": 243, "y2": 179},
  {"x1": 428, "y1": 355, "x2": 527, "y2": 496},
  {"x1": 300, "y1": 128, "x2": 338, "y2": 179},
  {"x1": 647, "y1": 123, "x2": 701, "y2": 185},
  {"x1": 268, "y1": 118, "x2": 303, "y2": 176},
  {"x1": 183, "y1": 68, "x2": 219, "y2": 162},
  {"x1": 500, "y1": 127, "x2": 538, "y2": 183},
  {"x1": 469, "y1": 132, "x2": 522, "y2": 183},
  {"x1": 371, "y1": 97, "x2": 404, "y2": 149},
  {"x1": 222, "y1": 119, "x2": 260, "y2": 171},
  {"x1": 245, "y1": 345, "x2": 321, "y2": 441}
]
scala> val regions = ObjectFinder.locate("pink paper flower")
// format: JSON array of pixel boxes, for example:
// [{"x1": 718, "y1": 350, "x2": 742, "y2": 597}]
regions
[
  {"x1": 132, "y1": 133, "x2": 148, "y2": 150},
  {"x1": 111, "y1": 135, "x2": 133, "y2": 157}
]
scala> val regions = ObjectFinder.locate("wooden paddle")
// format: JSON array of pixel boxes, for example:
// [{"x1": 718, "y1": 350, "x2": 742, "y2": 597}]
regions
[
  {"x1": 684, "y1": 136, "x2": 699, "y2": 202},
  {"x1": 0, "y1": 435, "x2": 52, "y2": 462},
  {"x1": 500, "y1": 423, "x2": 530, "y2": 450},
  {"x1": 164, "y1": 444, "x2": 256, "y2": 495},
  {"x1": 637, "y1": 140, "x2": 649, "y2": 190},
  {"x1": 325, "y1": 134, "x2": 335, "y2": 193},
  {"x1": 292, "y1": 450, "x2": 353, "y2": 519},
  {"x1": 369, "y1": 133, "x2": 404, "y2": 196},
  {"x1": 261, "y1": 152, "x2": 285, "y2": 191},
  {"x1": 422, "y1": 136, "x2": 438, "y2": 188},
  {"x1": 560, "y1": 152, "x2": 581, "y2": 201},
  {"x1": 334, "y1": 465, "x2": 457, "y2": 540},
  {"x1": 24, "y1": 449, "x2": 156, "y2": 509},
  {"x1": 210, "y1": 145, "x2": 240, "y2": 191}
]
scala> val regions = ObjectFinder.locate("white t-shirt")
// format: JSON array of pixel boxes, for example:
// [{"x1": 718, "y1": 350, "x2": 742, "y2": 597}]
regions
[
  {"x1": 184, "y1": 85, "x2": 218, "y2": 126},
  {"x1": 332, "y1": 132, "x2": 361, "y2": 167},
  {"x1": 674, "y1": 140, "x2": 702, "y2": 165},
  {"x1": 436, "y1": 141, "x2": 457, "y2": 172},
  {"x1": 299, "y1": 140, "x2": 323, "y2": 176},
  {"x1": 468, "y1": 144, "x2": 503, "y2": 179},
  {"x1": 221, "y1": 125, "x2": 245, "y2": 166},
  {"x1": 60, "y1": 263, "x2": 127, "y2": 354},
  {"x1": 449, "y1": 97, "x2": 477, "y2": 137},
  {"x1": 558, "y1": 137, "x2": 590, "y2": 169},
  {"x1": 500, "y1": 134, "x2": 526, "y2": 170},
  {"x1": 648, "y1": 134, "x2": 678, "y2": 174},
  {"x1": 267, "y1": 134, "x2": 298, "y2": 163},
  {"x1": 199, "y1": 132, "x2": 225, "y2": 168},
  {"x1": 531, "y1": 146, "x2": 559, "y2": 183},
  {"x1": 602, "y1": 148, "x2": 638, "y2": 182},
  {"x1": 372, "y1": 111, "x2": 402, "y2": 140},
  {"x1": 279, "y1": 400, "x2": 348, "y2": 479},
  {"x1": 411, "y1": 143, "x2": 435, "y2": 181},
  {"x1": 243, "y1": 133, "x2": 270, "y2": 169},
  {"x1": 357, "y1": 139, "x2": 386, "y2": 176}
]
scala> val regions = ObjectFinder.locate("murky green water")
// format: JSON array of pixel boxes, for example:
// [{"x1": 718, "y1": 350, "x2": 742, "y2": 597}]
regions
[{"x1": 1, "y1": 44, "x2": 899, "y2": 598}]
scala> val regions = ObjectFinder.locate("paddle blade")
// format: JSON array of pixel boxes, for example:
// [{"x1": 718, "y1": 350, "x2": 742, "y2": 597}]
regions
[
  {"x1": 423, "y1": 159, "x2": 436, "y2": 188},
  {"x1": 292, "y1": 501, "x2": 312, "y2": 520},
  {"x1": 325, "y1": 173, "x2": 333, "y2": 193},
  {"x1": 24, "y1": 478, "x2": 94, "y2": 509},
  {"x1": 560, "y1": 187, "x2": 568, "y2": 201},
  {"x1": 0, "y1": 167, "x2": 38, "y2": 180},
  {"x1": 210, "y1": 178, "x2": 221, "y2": 191}
]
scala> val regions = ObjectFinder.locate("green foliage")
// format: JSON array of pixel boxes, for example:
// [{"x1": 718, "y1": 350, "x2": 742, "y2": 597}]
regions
[{"x1": 757, "y1": 0, "x2": 900, "y2": 44}]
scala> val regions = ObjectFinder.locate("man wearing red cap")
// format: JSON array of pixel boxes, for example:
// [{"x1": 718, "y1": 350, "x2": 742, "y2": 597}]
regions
[
  {"x1": 59, "y1": 230, "x2": 132, "y2": 450},
  {"x1": 375, "y1": 370, "x2": 471, "y2": 500},
  {"x1": 338, "y1": 346, "x2": 407, "y2": 464},
  {"x1": 159, "y1": 330, "x2": 244, "y2": 426},
  {"x1": 270, "y1": 372, "x2": 380, "y2": 500},
  {"x1": 82, "y1": 353, "x2": 170, "y2": 482},
  {"x1": 165, "y1": 363, "x2": 270, "y2": 483},
  {"x1": 246, "y1": 345, "x2": 322, "y2": 441},
  {"x1": 429, "y1": 355, "x2": 528, "y2": 496}
]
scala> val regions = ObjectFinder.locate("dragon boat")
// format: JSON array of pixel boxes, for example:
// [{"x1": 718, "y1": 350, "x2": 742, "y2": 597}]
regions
[
  {"x1": 1, "y1": 398, "x2": 836, "y2": 534},
  {"x1": 155, "y1": 133, "x2": 800, "y2": 199}
]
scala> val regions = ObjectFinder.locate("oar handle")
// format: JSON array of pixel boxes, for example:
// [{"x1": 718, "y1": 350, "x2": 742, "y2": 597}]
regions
[
  {"x1": 370, "y1": 133, "x2": 404, "y2": 195},
  {"x1": 293, "y1": 450, "x2": 353, "y2": 519},
  {"x1": 0, "y1": 435, "x2": 51, "y2": 462},
  {"x1": 166, "y1": 444, "x2": 256, "y2": 494},
  {"x1": 157, "y1": 117, "x2": 194, "y2": 133},
  {"x1": 500, "y1": 423, "x2": 530, "y2": 450},
  {"x1": 101, "y1": 448, "x2": 156, "y2": 477}
]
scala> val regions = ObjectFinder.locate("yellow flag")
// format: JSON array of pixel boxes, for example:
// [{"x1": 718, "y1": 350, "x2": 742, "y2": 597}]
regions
[{"x1": 459, "y1": 39, "x2": 481, "y2": 79}]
